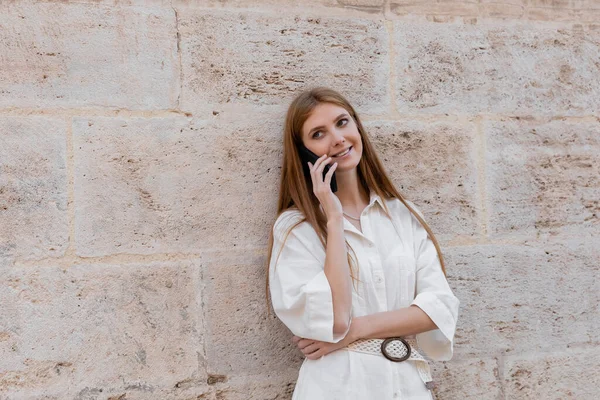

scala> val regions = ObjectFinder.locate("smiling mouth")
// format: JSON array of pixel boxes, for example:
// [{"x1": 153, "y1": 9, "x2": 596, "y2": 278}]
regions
[{"x1": 332, "y1": 146, "x2": 352, "y2": 157}]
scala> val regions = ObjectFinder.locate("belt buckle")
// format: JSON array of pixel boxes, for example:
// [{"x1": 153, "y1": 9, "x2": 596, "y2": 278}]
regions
[{"x1": 380, "y1": 337, "x2": 411, "y2": 362}]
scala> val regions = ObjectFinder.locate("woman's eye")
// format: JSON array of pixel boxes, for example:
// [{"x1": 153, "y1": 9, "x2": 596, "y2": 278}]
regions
[{"x1": 312, "y1": 119, "x2": 348, "y2": 138}]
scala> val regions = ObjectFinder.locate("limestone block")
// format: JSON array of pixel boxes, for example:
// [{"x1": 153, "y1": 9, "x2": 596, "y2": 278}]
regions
[
  {"x1": 364, "y1": 119, "x2": 481, "y2": 240},
  {"x1": 176, "y1": 0, "x2": 339, "y2": 7},
  {"x1": 202, "y1": 250, "x2": 302, "y2": 376},
  {"x1": 73, "y1": 115, "x2": 283, "y2": 256},
  {"x1": 484, "y1": 118, "x2": 599, "y2": 240},
  {"x1": 209, "y1": 372, "x2": 298, "y2": 400},
  {"x1": 390, "y1": 1, "x2": 479, "y2": 17},
  {"x1": 478, "y1": 0, "x2": 527, "y2": 19},
  {"x1": 447, "y1": 241, "x2": 599, "y2": 357},
  {"x1": 0, "y1": 117, "x2": 68, "y2": 262},
  {"x1": 430, "y1": 357, "x2": 501, "y2": 400},
  {"x1": 393, "y1": 21, "x2": 600, "y2": 115},
  {"x1": 527, "y1": 0, "x2": 600, "y2": 7},
  {"x1": 4, "y1": 384, "x2": 214, "y2": 400},
  {"x1": 178, "y1": 9, "x2": 390, "y2": 114},
  {"x1": 0, "y1": 3, "x2": 178, "y2": 110},
  {"x1": 336, "y1": 0, "x2": 386, "y2": 7},
  {"x1": 391, "y1": 1, "x2": 600, "y2": 22},
  {"x1": 0, "y1": 261, "x2": 204, "y2": 398},
  {"x1": 161, "y1": 0, "x2": 383, "y2": 8},
  {"x1": 64, "y1": 0, "x2": 340, "y2": 7},
  {"x1": 504, "y1": 347, "x2": 600, "y2": 399},
  {"x1": 526, "y1": 0, "x2": 600, "y2": 22}
]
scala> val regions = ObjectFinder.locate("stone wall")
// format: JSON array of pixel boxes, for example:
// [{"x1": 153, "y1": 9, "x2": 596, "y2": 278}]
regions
[{"x1": 1, "y1": 1, "x2": 599, "y2": 399}]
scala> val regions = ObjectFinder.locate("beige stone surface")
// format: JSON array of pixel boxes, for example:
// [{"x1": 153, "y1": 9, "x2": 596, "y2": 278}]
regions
[
  {"x1": 1, "y1": 0, "x2": 598, "y2": 398},
  {"x1": 0, "y1": 261, "x2": 205, "y2": 398},
  {"x1": 202, "y1": 250, "x2": 302, "y2": 376},
  {"x1": 391, "y1": 0, "x2": 600, "y2": 22},
  {"x1": 177, "y1": 0, "x2": 340, "y2": 7},
  {"x1": 526, "y1": 0, "x2": 600, "y2": 23},
  {"x1": 0, "y1": 2, "x2": 179, "y2": 110},
  {"x1": 393, "y1": 21, "x2": 600, "y2": 115},
  {"x1": 208, "y1": 372, "x2": 299, "y2": 400},
  {"x1": 178, "y1": 9, "x2": 390, "y2": 114},
  {"x1": 447, "y1": 239, "x2": 599, "y2": 358},
  {"x1": 364, "y1": 119, "x2": 481, "y2": 240},
  {"x1": 504, "y1": 348, "x2": 600, "y2": 399},
  {"x1": 485, "y1": 118, "x2": 600, "y2": 240},
  {"x1": 430, "y1": 357, "x2": 502, "y2": 399},
  {"x1": 0, "y1": 117, "x2": 68, "y2": 262},
  {"x1": 43, "y1": 1, "x2": 384, "y2": 11},
  {"x1": 390, "y1": 1, "x2": 479, "y2": 18},
  {"x1": 73, "y1": 115, "x2": 283, "y2": 257},
  {"x1": 3, "y1": 384, "x2": 215, "y2": 400}
]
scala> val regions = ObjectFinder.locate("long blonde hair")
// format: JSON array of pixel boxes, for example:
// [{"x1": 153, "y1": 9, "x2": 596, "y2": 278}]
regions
[{"x1": 265, "y1": 87, "x2": 446, "y2": 310}]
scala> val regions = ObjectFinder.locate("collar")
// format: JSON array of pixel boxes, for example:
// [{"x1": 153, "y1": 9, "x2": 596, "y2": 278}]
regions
[
  {"x1": 369, "y1": 190, "x2": 385, "y2": 210},
  {"x1": 318, "y1": 190, "x2": 385, "y2": 214}
]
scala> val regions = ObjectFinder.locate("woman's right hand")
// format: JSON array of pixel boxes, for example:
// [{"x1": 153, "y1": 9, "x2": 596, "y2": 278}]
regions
[{"x1": 308, "y1": 154, "x2": 343, "y2": 222}]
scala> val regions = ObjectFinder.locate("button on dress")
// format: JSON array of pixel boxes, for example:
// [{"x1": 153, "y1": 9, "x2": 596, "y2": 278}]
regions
[{"x1": 269, "y1": 191, "x2": 460, "y2": 400}]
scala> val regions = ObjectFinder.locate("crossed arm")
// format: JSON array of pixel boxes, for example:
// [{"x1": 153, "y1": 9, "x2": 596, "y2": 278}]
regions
[
  {"x1": 293, "y1": 304, "x2": 437, "y2": 360},
  {"x1": 271, "y1": 207, "x2": 458, "y2": 360}
]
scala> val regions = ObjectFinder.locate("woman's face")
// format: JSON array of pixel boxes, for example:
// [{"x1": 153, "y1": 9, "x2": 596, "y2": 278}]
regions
[{"x1": 300, "y1": 102, "x2": 362, "y2": 172}]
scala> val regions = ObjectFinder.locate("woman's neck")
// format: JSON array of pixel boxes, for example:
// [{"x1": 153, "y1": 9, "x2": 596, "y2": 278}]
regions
[{"x1": 334, "y1": 169, "x2": 369, "y2": 212}]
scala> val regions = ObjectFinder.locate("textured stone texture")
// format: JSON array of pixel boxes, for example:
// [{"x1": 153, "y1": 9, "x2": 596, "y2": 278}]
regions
[
  {"x1": 430, "y1": 357, "x2": 502, "y2": 400},
  {"x1": 394, "y1": 21, "x2": 600, "y2": 115},
  {"x1": 2, "y1": 384, "x2": 215, "y2": 400},
  {"x1": 447, "y1": 240, "x2": 599, "y2": 358},
  {"x1": 365, "y1": 119, "x2": 481, "y2": 240},
  {"x1": 28, "y1": 0, "x2": 386, "y2": 9},
  {"x1": 208, "y1": 372, "x2": 299, "y2": 400},
  {"x1": 0, "y1": 261, "x2": 205, "y2": 398},
  {"x1": 391, "y1": 0, "x2": 600, "y2": 22},
  {"x1": 390, "y1": 0, "x2": 479, "y2": 18},
  {"x1": 485, "y1": 118, "x2": 600, "y2": 240},
  {"x1": 504, "y1": 348, "x2": 600, "y2": 399},
  {"x1": 0, "y1": 117, "x2": 68, "y2": 262},
  {"x1": 0, "y1": 2, "x2": 179, "y2": 110},
  {"x1": 525, "y1": 0, "x2": 600, "y2": 23},
  {"x1": 73, "y1": 115, "x2": 283, "y2": 257},
  {"x1": 178, "y1": 0, "x2": 339, "y2": 7},
  {"x1": 202, "y1": 250, "x2": 302, "y2": 376},
  {"x1": 178, "y1": 9, "x2": 390, "y2": 114},
  {"x1": 1, "y1": 0, "x2": 598, "y2": 398}
]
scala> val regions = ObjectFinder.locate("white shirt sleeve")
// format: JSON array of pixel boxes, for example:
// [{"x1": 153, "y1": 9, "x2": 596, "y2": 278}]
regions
[
  {"x1": 269, "y1": 211, "x2": 350, "y2": 343},
  {"x1": 406, "y1": 202, "x2": 460, "y2": 361}
]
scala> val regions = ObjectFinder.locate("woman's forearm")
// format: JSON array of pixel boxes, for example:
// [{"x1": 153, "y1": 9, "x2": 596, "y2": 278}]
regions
[
  {"x1": 351, "y1": 305, "x2": 438, "y2": 340},
  {"x1": 324, "y1": 215, "x2": 353, "y2": 334}
]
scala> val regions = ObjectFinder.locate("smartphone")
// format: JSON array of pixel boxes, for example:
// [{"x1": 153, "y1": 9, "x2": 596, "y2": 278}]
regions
[{"x1": 298, "y1": 143, "x2": 338, "y2": 193}]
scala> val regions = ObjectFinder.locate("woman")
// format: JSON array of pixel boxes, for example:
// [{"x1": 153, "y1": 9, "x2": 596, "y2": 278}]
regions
[{"x1": 265, "y1": 87, "x2": 460, "y2": 399}]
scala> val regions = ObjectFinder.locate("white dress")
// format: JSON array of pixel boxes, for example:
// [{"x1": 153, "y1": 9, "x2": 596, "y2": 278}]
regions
[{"x1": 269, "y1": 191, "x2": 460, "y2": 400}]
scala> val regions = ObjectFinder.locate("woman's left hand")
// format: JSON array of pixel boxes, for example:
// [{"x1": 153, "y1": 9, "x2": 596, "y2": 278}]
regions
[{"x1": 292, "y1": 318, "x2": 361, "y2": 360}]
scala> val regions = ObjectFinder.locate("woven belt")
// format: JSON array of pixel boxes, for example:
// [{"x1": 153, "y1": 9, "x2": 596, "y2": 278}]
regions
[{"x1": 345, "y1": 337, "x2": 435, "y2": 390}]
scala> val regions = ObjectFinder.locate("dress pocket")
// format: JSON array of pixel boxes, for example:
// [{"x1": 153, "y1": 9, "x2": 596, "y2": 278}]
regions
[{"x1": 383, "y1": 247, "x2": 417, "y2": 308}]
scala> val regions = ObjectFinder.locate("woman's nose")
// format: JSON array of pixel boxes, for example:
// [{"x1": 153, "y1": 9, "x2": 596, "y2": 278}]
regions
[{"x1": 331, "y1": 130, "x2": 345, "y2": 145}]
